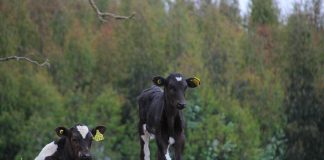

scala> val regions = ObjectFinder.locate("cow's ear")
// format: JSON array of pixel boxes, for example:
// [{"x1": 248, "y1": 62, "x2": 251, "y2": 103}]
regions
[
  {"x1": 55, "y1": 127, "x2": 69, "y2": 137},
  {"x1": 152, "y1": 76, "x2": 166, "y2": 86},
  {"x1": 92, "y1": 126, "x2": 106, "y2": 142},
  {"x1": 186, "y1": 77, "x2": 201, "y2": 88}
]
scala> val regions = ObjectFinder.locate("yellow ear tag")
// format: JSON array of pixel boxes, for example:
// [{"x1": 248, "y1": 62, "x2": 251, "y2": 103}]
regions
[
  {"x1": 192, "y1": 77, "x2": 201, "y2": 86},
  {"x1": 59, "y1": 129, "x2": 64, "y2": 135},
  {"x1": 157, "y1": 79, "x2": 161, "y2": 85},
  {"x1": 93, "y1": 130, "x2": 104, "y2": 142}
]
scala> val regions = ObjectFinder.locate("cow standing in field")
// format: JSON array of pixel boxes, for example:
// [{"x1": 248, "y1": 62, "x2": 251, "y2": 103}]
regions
[
  {"x1": 138, "y1": 73, "x2": 200, "y2": 160},
  {"x1": 35, "y1": 124, "x2": 106, "y2": 160}
]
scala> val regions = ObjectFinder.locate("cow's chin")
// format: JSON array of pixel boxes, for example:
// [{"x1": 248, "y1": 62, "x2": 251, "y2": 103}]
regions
[
  {"x1": 78, "y1": 156, "x2": 92, "y2": 160},
  {"x1": 177, "y1": 105, "x2": 185, "y2": 110}
]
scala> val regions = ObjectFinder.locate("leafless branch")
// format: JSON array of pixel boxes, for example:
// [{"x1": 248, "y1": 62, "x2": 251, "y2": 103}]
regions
[
  {"x1": 0, "y1": 56, "x2": 50, "y2": 67},
  {"x1": 88, "y1": 0, "x2": 135, "y2": 22}
]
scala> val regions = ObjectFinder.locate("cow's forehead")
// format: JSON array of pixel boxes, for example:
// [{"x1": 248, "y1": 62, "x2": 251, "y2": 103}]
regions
[
  {"x1": 75, "y1": 125, "x2": 90, "y2": 139},
  {"x1": 166, "y1": 74, "x2": 188, "y2": 87},
  {"x1": 167, "y1": 73, "x2": 184, "y2": 82},
  {"x1": 175, "y1": 76, "x2": 182, "y2": 81}
]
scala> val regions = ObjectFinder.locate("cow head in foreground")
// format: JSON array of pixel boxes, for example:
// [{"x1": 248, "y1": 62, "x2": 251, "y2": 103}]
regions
[
  {"x1": 138, "y1": 73, "x2": 200, "y2": 160},
  {"x1": 152, "y1": 73, "x2": 200, "y2": 110},
  {"x1": 35, "y1": 124, "x2": 106, "y2": 160}
]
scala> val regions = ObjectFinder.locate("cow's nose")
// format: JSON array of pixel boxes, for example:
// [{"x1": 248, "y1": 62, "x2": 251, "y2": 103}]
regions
[
  {"x1": 80, "y1": 153, "x2": 91, "y2": 160},
  {"x1": 176, "y1": 103, "x2": 186, "y2": 110}
]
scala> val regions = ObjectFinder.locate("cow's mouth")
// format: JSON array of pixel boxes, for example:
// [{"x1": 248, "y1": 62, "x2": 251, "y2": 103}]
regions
[
  {"x1": 78, "y1": 152, "x2": 92, "y2": 160},
  {"x1": 80, "y1": 156, "x2": 92, "y2": 160}
]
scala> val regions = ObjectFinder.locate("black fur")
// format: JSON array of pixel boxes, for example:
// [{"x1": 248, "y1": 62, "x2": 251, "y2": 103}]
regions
[
  {"x1": 138, "y1": 73, "x2": 199, "y2": 160},
  {"x1": 37, "y1": 124, "x2": 106, "y2": 160}
]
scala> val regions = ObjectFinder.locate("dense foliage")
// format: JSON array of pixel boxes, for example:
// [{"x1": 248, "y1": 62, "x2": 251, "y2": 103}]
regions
[{"x1": 0, "y1": 0, "x2": 323, "y2": 159}]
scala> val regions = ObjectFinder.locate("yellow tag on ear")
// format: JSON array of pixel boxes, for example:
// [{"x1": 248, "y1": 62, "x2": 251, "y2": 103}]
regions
[
  {"x1": 59, "y1": 129, "x2": 64, "y2": 135},
  {"x1": 157, "y1": 79, "x2": 161, "y2": 85},
  {"x1": 93, "y1": 130, "x2": 104, "y2": 142},
  {"x1": 192, "y1": 77, "x2": 201, "y2": 86}
]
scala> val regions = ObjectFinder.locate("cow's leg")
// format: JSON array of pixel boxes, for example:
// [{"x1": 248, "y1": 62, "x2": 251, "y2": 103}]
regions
[
  {"x1": 157, "y1": 149, "x2": 163, "y2": 160},
  {"x1": 156, "y1": 144, "x2": 167, "y2": 160},
  {"x1": 174, "y1": 132, "x2": 185, "y2": 160},
  {"x1": 156, "y1": 133, "x2": 170, "y2": 160},
  {"x1": 166, "y1": 137, "x2": 175, "y2": 160},
  {"x1": 139, "y1": 122, "x2": 145, "y2": 160},
  {"x1": 140, "y1": 136, "x2": 145, "y2": 160},
  {"x1": 140, "y1": 123, "x2": 151, "y2": 160}
]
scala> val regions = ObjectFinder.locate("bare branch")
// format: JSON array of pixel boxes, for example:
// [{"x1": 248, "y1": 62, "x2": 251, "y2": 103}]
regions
[
  {"x1": 88, "y1": 0, "x2": 135, "y2": 22},
  {"x1": 0, "y1": 56, "x2": 50, "y2": 67}
]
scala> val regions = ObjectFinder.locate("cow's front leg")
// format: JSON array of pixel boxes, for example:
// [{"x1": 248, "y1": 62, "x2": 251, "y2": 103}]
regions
[
  {"x1": 174, "y1": 132, "x2": 185, "y2": 160},
  {"x1": 156, "y1": 133, "x2": 169, "y2": 160},
  {"x1": 140, "y1": 124, "x2": 152, "y2": 160},
  {"x1": 140, "y1": 136, "x2": 147, "y2": 160}
]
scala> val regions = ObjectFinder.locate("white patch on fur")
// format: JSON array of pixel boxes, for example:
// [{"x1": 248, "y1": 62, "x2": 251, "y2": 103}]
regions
[
  {"x1": 35, "y1": 141, "x2": 58, "y2": 160},
  {"x1": 150, "y1": 134, "x2": 155, "y2": 140},
  {"x1": 175, "y1": 76, "x2": 182, "y2": 81},
  {"x1": 76, "y1": 125, "x2": 89, "y2": 139},
  {"x1": 141, "y1": 124, "x2": 151, "y2": 160},
  {"x1": 169, "y1": 137, "x2": 175, "y2": 145},
  {"x1": 165, "y1": 137, "x2": 175, "y2": 160}
]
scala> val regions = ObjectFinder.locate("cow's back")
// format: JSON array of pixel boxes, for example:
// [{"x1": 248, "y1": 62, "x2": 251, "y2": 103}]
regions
[
  {"x1": 138, "y1": 86, "x2": 164, "y2": 131},
  {"x1": 36, "y1": 138, "x2": 67, "y2": 160}
]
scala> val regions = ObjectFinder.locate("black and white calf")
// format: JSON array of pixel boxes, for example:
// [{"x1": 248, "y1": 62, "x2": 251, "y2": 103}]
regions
[
  {"x1": 138, "y1": 73, "x2": 200, "y2": 160},
  {"x1": 35, "y1": 124, "x2": 106, "y2": 160}
]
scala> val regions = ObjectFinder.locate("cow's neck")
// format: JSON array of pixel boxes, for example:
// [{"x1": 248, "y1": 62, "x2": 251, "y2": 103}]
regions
[
  {"x1": 164, "y1": 95, "x2": 181, "y2": 137},
  {"x1": 61, "y1": 138, "x2": 75, "y2": 160},
  {"x1": 164, "y1": 94, "x2": 180, "y2": 117}
]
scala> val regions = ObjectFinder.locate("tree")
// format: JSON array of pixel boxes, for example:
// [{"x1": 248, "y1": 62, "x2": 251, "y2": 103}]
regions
[
  {"x1": 250, "y1": 0, "x2": 278, "y2": 26},
  {"x1": 219, "y1": 0, "x2": 241, "y2": 23},
  {"x1": 0, "y1": 0, "x2": 134, "y2": 66},
  {"x1": 284, "y1": 7, "x2": 323, "y2": 160}
]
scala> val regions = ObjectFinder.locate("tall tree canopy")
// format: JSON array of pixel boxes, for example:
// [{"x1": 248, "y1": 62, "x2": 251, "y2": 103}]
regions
[{"x1": 0, "y1": 0, "x2": 323, "y2": 159}]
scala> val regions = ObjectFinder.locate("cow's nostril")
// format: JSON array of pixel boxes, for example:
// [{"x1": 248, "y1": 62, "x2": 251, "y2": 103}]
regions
[
  {"x1": 177, "y1": 103, "x2": 186, "y2": 109},
  {"x1": 80, "y1": 154, "x2": 91, "y2": 160}
]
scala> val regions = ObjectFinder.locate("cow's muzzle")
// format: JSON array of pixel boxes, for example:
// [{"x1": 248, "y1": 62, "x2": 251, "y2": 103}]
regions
[
  {"x1": 80, "y1": 153, "x2": 92, "y2": 160},
  {"x1": 176, "y1": 103, "x2": 186, "y2": 110}
]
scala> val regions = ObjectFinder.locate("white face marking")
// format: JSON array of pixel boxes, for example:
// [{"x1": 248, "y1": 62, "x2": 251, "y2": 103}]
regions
[
  {"x1": 165, "y1": 137, "x2": 175, "y2": 160},
  {"x1": 175, "y1": 76, "x2": 182, "y2": 81},
  {"x1": 35, "y1": 141, "x2": 58, "y2": 160},
  {"x1": 76, "y1": 125, "x2": 89, "y2": 139},
  {"x1": 141, "y1": 124, "x2": 152, "y2": 160}
]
